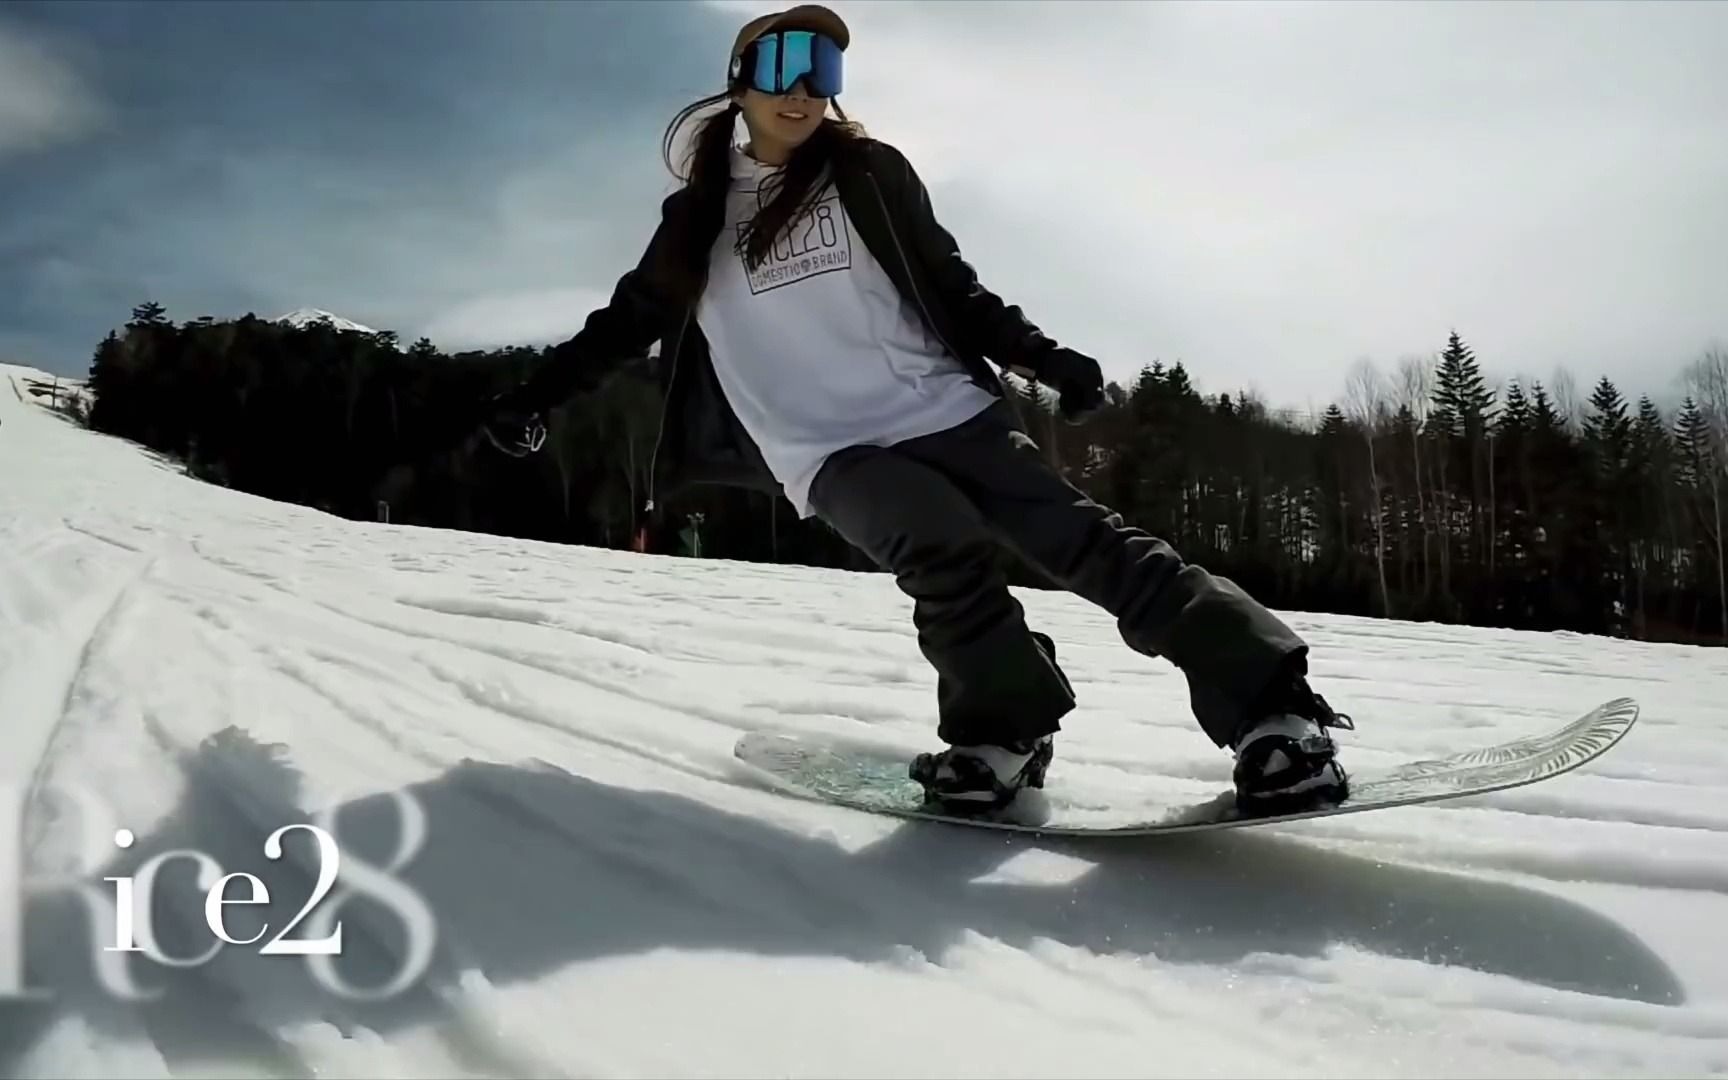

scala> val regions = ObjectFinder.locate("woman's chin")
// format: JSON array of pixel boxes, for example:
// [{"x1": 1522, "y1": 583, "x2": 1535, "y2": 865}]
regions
[{"x1": 770, "y1": 117, "x2": 821, "y2": 144}]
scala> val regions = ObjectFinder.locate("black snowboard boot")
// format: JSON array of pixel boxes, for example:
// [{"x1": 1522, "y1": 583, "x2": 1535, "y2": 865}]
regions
[
  {"x1": 909, "y1": 628, "x2": 1065, "y2": 812},
  {"x1": 1230, "y1": 658, "x2": 1353, "y2": 815},
  {"x1": 909, "y1": 736, "x2": 1055, "y2": 812}
]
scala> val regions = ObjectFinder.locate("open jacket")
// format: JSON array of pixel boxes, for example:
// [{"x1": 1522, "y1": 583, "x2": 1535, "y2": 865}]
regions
[{"x1": 509, "y1": 137, "x2": 1064, "y2": 518}]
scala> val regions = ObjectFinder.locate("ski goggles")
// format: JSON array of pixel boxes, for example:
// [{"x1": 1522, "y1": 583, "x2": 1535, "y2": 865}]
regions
[{"x1": 732, "y1": 29, "x2": 844, "y2": 97}]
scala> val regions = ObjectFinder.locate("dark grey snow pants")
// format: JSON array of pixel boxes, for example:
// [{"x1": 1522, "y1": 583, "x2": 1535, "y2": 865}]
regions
[{"x1": 807, "y1": 399, "x2": 1307, "y2": 750}]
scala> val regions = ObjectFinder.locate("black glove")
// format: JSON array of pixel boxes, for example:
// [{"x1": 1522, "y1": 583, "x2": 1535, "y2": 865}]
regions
[
  {"x1": 1034, "y1": 347, "x2": 1105, "y2": 422},
  {"x1": 479, "y1": 390, "x2": 547, "y2": 457}
]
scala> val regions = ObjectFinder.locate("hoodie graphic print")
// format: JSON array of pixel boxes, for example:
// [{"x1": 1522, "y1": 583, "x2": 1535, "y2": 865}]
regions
[{"x1": 738, "y1": 189, "x2": 851, "y2": 294}]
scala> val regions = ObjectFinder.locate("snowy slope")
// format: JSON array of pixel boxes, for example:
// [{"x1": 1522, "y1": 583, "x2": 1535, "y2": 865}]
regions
[
  {"x1": 4, "y1": 362, "x2": 86, "y2": 415},
  {"x1": 3, "y1": 370, "x2": 1728, "y2": 1078}
]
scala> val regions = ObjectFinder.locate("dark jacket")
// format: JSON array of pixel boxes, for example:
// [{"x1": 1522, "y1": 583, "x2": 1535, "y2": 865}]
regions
[{"x1": 510, "y1": 137, "x2": 1066, "y2": 517}]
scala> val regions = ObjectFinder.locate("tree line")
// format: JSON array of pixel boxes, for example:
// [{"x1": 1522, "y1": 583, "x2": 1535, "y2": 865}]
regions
[{"x1": 72, "y1": 303, "x2": 1728, "y2": 645}]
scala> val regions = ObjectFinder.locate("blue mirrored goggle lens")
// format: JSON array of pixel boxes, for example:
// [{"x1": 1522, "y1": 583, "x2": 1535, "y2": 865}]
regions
[
  {"x1": 746, "y1": 30, "x2": 842, "y2": 97},
  {"x1": 750, "y1": 34, "x2": 780, "y2": 90},
  {"x1": 808, "y1": 32, "x2": 842, "y2": 96},
  {"x1": 780, "y1": 31, "x2": 812, "y2": 86}
]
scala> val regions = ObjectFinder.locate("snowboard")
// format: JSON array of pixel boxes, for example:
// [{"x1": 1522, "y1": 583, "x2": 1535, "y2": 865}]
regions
[{"x1": 732, "y1": 696, "x2": 1639, "y2": 835}]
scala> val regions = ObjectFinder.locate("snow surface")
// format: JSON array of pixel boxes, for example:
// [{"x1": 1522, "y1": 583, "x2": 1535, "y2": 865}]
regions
[{"x1": 3, "y1": 362, "x2": 1728, "y2": 1078}]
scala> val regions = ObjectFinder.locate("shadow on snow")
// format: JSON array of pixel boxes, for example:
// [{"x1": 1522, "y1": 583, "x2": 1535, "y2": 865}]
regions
[{"x1": 2, "y1": 725, "x2": 1684, "y2": 1074}]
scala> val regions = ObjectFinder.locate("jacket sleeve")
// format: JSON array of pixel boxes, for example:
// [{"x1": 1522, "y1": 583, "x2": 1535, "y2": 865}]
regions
[
  {"x1": 507, "y1": 193, "x2": 687, "y2": 414},
  {"x1": 876, "y1": 142, "x2": 1058, "y2": 377}
]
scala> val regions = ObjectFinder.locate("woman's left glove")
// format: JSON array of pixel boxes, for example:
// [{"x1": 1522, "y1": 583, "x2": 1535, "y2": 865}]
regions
[{"x1": 479, "y1": 390, "x2": 547, "y2": 457}]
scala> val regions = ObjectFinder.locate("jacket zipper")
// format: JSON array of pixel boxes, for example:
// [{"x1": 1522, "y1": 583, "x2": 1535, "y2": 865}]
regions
[
  {"x1": 643, "y1": 306, "x2": 690, "y2": 513},
  {"x1": 866, "y1": 171, "x2": 970, "y2": 375}
]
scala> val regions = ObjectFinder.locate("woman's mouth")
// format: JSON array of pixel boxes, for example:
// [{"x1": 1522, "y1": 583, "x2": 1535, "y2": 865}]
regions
[{"x1": 778, "y1": 109, "x2": 809, "y2": 121}]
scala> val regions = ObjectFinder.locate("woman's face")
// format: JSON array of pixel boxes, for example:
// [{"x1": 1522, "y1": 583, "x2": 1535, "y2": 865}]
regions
[{"x1": 736, "y1": 78, "x2": 825, "y2": 159}]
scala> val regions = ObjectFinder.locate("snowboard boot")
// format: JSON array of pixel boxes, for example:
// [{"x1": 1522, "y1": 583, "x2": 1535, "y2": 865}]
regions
[
  {"x1": 909, "y1": 736, "x2": 1054, "y2": 812},
  {"x1": 1230, "y1": 663, "x2": 1353, "y2": 816},
  {"x1": 909, "y1": 628, "x2": 1067, "y2": 812}
]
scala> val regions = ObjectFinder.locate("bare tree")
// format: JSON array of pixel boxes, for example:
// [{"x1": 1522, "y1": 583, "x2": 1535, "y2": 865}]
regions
[
  {"x1": 1412, "y1": 351, "x2": 1453, "y2": 601},
  {"x1": 1346, "y1": 357, "x2": 1394, "y2": 617},
  {"x1": 1552, "y1": 366, "x2": 1583, "y2": 434},
  {"x1": 1686, "y1": 345, "x2": 1728, "y2": 641},
  {"x1": 1396, "y1": 354, "x2": 1433, "y2": 598}
]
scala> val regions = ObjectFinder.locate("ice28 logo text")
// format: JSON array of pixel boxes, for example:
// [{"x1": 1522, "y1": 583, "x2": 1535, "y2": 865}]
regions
[{"x1": 0, "y1": 783, "x2": 436, "y2": 1002}]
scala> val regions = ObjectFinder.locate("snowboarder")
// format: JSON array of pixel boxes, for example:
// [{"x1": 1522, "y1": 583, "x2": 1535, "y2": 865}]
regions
[{"x1": 475, "y1": 3, "x2": 1352, "y2": 814}]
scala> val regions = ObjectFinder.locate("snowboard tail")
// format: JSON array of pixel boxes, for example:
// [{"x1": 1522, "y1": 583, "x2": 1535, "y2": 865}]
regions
[{"x1": 732, "y1": 697, "x2": 1638, "y2": 835}]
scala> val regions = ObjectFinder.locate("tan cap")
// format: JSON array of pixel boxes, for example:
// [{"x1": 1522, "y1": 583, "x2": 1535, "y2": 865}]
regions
[{"x1": 730, "y1": 3, "x2": 851, "y2": 60}]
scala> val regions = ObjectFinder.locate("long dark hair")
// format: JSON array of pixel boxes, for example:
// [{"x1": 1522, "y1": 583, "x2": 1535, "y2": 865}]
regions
[{"x1": 658, "y1": 88, "x2": 867, "y2": 300}]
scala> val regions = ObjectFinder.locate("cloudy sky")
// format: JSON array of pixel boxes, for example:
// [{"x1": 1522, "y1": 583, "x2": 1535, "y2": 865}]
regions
[{"x1": 3, "y1": 0, "x2": 1724, "y2": 412}]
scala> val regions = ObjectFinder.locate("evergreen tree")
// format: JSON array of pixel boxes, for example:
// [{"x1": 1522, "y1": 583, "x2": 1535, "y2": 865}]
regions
[
  {"x1": 1584, "y1": 377, "x2": 1633, "y2": 477},
  {"x1": 1496, "y1": 379, "x2": 1530, "y2": 439},
  {"x1": 1676, "y1": 395, "x2": 1726, "y2": 641},
  {"x1": 67, "y1": 300, "x2": 1728, "y2": 646},
  {"x1": 1432, "y1": 331, "x2": 1497, "y2": 438},
  {"x1": 129, "y1": 301, "x2": 169, "y2": 327},
  {"x1": 1676, "y1": 396, "x2": 1713, "y2": 487},
  {"x1": 1530, "y1": 381, "x2": 1560, "y2": 436}
]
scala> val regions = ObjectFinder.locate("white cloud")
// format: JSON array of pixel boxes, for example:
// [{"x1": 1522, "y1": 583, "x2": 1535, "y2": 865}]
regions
[
  {"x1": 419, "y1": 287, "x2": 613, "y2": 352},
  {"x1": 0, "y1": 20, "x2": 104, "y2": 157},
  {"x1": 703, "y1": 0, "x2": 1728, "y2": 409}
]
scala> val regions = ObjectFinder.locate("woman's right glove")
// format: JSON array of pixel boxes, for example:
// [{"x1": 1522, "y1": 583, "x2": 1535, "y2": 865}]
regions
[{"x1": 1033, "y1": 347, "x2": 1106, "y2": 422}]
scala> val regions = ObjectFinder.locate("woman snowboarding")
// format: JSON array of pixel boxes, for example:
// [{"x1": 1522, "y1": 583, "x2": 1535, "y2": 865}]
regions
[{"x1": 479, "y1": 3, "x2": 1352, "y2": 814}]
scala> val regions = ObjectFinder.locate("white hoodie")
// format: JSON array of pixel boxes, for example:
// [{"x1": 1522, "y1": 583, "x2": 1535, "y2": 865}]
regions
[{"x1": 694, "y1": 145, "x2": 998, "y2": 518}]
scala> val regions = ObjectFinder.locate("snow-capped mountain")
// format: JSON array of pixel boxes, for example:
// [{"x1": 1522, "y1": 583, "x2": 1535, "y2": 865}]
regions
[{"x1": 274, "y1": 307, "x2": 378, "y2": 334}]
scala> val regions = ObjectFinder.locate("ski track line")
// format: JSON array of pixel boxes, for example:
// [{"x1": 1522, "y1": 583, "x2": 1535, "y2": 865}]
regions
[
  {"x1": 1449, "y1": 845, "x2": 1728, "y2": 897},
  {"x1": 946, "y1": 938, "x2": 1227, "y2": 1054},
  {"x1": 415, "y1": 655, "x2": 743, "y2": 792},
  {"x1": 180, "y1": 592, "x2": 489, "y2": 768},
  {"x1": 182, "y1": 539, "x2": 704, "y2": 726},
  {"x1": 394, "y1": 589, "x2": 929, "y2": 690},
  {"x1": 310, "y1": 592, "x2": 780, "y2": 746},
  {"x1": 1241, "y1": 980, "x2": 1716, "y2": 1078},
  {"x1": 163, "y1": 584, "x2": 462, "y2": 781},
  {"x1": 1308, "y1": 825, "x2": 1728, "y2": 897},
  {"x1": 392, "y1": 593, "x2": 725, "y2": 665},
  {"x1": 1008, "y1": 942, "x2": 1397, "y2": 1075},
  {"x1": 260, "y1": 648, "x2": 451, "y2": 772},
  {"x1": 9, "y1": 551, "x2": 159, "y2": 845},
  {"x1": 172, "y1": 588, "x2": 678, "y2": 829},
  {"x1": 252, "y1": 616, "x2": 689, "y2": 797},
  {"x1": 1243, "y1": 948, "x2": 1728, "y2": 1042},
  {"x1": 1586, "y1": 761, "x2": 1728, "y2": 789},
  {"x1": 173, "y1": 543, "x2": 759, "y2": 797},
  {"x1": 57, "y1": 516, "x2": 150, "y2": 555},
  {"x1": 1461, "y1": 787, "x2": 1728, "y2": 836}
]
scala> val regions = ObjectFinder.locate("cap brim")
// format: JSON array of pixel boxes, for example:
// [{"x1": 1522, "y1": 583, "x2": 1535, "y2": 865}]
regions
[
  {"x1": 773, "y1": 5, "x2": 849, "y2": 50},
  {"x1": 734, "y1": 4, "x2": 850, "y2": 57}
]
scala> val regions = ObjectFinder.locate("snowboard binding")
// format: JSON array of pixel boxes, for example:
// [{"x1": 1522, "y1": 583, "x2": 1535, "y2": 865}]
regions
[
  {"x1": 909, "y1": 737, "x2": 1054, "y2": 813},
  {"x1": 1231, "y1": 708, "x2": 1353, "y2": 817}
]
